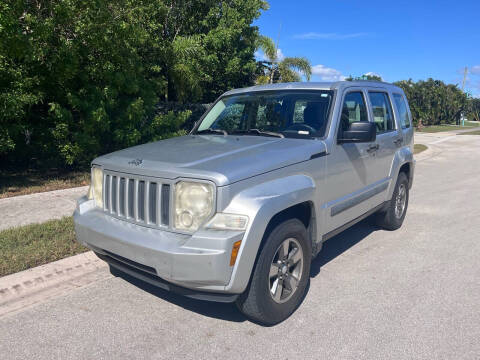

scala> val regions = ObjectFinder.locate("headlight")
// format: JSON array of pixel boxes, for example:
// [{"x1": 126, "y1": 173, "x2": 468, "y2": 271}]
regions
[
  {"x1": 91, "y1": 167, "x2": 103, "y2": 208},
  {"x1": 174, "y1": 181, "x2": 214, "y2": 231},
  {"x1": 204, "y1": 213, "x2": 248, "y2": 231}
]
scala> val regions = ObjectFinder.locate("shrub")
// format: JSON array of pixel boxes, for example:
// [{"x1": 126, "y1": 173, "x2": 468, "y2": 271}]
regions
[{"x1": 0, "y1": 0, "x2": 267, "y2": 169}]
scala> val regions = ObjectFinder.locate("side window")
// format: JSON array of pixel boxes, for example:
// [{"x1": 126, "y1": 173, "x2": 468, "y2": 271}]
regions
[
  {"x1": 368, "y1": 92, "x2": 395, "y2": 133},
  {"x1": 340, "y1": 92, "x2": 368, "y2": 132},
  {"x1": 393, "y1": 93, "x2": 411, "y2": 129}
]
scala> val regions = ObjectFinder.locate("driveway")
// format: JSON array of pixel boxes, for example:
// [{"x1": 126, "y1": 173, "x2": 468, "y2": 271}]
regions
[{"x1": 0, "y1": 133, "x2": 479, "y2": 359}]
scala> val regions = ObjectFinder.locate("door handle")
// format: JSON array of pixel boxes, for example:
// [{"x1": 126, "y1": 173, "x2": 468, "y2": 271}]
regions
[
  {"x1": 367, "y1": 144, "x2": 379, "y2": 153},
  {"x1": 393, "y1": 138, "x2": 403, "y2": 146}
]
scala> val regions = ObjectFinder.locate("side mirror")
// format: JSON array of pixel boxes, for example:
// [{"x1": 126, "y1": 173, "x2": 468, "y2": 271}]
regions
[{"x1": 338, "y1": 121, "x2": 376, "y2": 143}]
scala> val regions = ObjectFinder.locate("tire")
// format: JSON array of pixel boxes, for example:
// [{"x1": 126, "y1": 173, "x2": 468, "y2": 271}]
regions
[
  {"x1": 236, "y1": 218, "x2": 311, "y2": 325},
  {"x1": 376, "y1": 172, "x2": 409, "y2": 230}
]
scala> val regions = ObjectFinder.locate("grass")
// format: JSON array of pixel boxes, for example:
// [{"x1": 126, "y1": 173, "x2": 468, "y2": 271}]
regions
[
  {"x1": 0, "y1": 217, "x2": 87, "y2": 277},
  {"x1": 416, "y1": 122, "x2": 480, "y2": 133},
  {"x1": 457, "y1": 130, "x2": 480, "y2": 135},
  {"x1": 414, "y1": 144, "x2": 428, "y2": 154},
  {"x1": 0, "y1": 169, "x2": 90, "y2": 199}
]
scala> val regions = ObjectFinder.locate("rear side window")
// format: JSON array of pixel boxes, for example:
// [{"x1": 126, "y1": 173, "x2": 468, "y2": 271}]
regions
[
  {"x1": 393, "y1": 93, "x2": 411, "y2": 129},
  {"x1": 368, "y1": 92, "x2": 395, "y2": 133},
  {"x1": 340, "y1": 92, "x2": 368, "y2": 132}
]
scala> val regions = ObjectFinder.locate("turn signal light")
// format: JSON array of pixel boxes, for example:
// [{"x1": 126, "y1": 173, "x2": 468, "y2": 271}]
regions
[{"x1": 230, "y1": 240, "x2": 242, "y2": 266}]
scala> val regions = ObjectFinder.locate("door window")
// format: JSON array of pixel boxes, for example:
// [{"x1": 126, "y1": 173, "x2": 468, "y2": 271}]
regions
[
  {"x1": 393, "y1": 93, "x2": 411, "y2": 129},
  {"x1": 368, "y1": 92, "x2": 395, "y2": 133},
  {"x1": 340, "y1": 92, "x2": 369, "y2": 132}
]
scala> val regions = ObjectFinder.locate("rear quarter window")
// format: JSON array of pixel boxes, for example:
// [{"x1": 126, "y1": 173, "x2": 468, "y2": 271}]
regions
[{"x1": 393, "y1": 93, "x2": 411, "y2": 129}]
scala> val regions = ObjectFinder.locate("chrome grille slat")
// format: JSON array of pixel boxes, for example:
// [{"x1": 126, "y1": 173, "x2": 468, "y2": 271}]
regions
[
  {"x1": 144, "y1": 181, "x2": 149, "y2": 224},
  {"x1": 133, "y1": 179, "x2": 138, "y2": 221},
  {"x1": 109, "y1": 175, "x2": 114, "y2": 214},
  {"x1": 156, "y1": 182, "x2": 161, "y2": 225},
  {"x1": 103, "y1": 175, "x2": 109, "y2": 210},
  {"x1": 102, "y1": 171, "x2": 170, "y2": 230}
]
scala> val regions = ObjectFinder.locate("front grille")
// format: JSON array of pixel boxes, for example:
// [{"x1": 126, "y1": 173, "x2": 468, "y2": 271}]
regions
[{"x1": 103, "y1": 171, "x2": 170, "y2": 228}]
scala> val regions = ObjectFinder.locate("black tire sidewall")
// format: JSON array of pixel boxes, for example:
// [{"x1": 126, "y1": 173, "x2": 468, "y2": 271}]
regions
[
  {"x1": 384, "y1": 172, "x2": 409, "y2": 229},
  {"x1": 242, "y1": 218, "x2": 311, "y2": 325}
]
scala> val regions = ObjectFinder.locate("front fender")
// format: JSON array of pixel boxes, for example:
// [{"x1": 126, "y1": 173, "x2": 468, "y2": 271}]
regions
[{"x1": 221, "y1": 174, "x2": 315, "y2": 293}]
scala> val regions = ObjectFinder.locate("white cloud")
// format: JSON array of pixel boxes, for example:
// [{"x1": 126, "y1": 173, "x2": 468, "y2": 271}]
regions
[
  {"x1": 364, "y1": 72, "x2": 383, "y2": 80},
  {"x1": 311, "y1": 64, "x2": 346, "y2": 81},
  {"x1": 294, "y1": 32, "x2": 368, "y2": 40},
  {"x1": 254, "y1": 48, "x2": 285, "y2": 62},
  {"x1": 471, "y1": 65, "x2": 480, "y2": 74},
  {"x1": 471, "y1": 65, "x2": 480, "y2": 75}
]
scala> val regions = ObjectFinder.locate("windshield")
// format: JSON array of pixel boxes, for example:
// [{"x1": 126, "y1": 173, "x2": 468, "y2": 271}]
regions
[{"x1": 196, "y1": 90, "x2": 334, "y2": 138}]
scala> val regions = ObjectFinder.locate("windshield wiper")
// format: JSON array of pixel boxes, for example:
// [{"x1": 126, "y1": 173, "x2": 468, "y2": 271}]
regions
[
  {"x1": 196, "y1": 128, "x2": 228, "y2": 135},
  {"x1": 231, "y1": 129, "x2": 284, "y2": 138}
]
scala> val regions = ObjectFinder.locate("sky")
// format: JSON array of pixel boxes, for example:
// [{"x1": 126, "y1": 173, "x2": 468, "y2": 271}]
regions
[{"x1": 254, "y1": 0, "x2": 480, "y2": 97}]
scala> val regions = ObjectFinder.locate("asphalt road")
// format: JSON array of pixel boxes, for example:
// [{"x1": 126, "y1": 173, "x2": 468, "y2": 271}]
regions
[{"x1": 1, "y1": 133, "x2": 479, "y2": 360}]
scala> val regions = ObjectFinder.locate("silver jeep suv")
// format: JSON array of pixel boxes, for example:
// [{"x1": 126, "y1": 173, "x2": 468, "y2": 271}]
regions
[{"x1": 74, "y1": 81, "x2": 414, "y2": 325}]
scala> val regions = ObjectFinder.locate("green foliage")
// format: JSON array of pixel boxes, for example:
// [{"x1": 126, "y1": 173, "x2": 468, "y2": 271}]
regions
[
  {"x1": 0, "y1": 0, "x2": 267, "y2": 169},
  {"x1": 255, "y1": 36, "x2": 311, "y2": 84},
  {"x1": 345, "y1": 74, "x2": 383, "y2": 81},
  {"x1": 467, "y1": 98, "x2": 480, "y2": 122},
  {"x1": 394, "y1": 79, "x2": 468, "y2": 127}
]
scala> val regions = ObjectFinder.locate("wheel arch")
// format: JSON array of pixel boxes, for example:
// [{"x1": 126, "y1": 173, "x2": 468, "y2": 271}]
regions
[
  {"x1": 387, "y1": 147, "x2": 414, "y2": 199},
  {"x1": 222, "y1": 174, "x2": 318, "y2": 293}
]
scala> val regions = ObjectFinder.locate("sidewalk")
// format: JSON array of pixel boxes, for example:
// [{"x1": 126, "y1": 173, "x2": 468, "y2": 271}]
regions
[{"x1": 0, "y1": 186, "x2": 88, "y2": 231}]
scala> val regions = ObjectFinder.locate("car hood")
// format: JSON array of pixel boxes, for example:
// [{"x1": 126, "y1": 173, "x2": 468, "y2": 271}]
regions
[{"x1": 94, "y1": 135, "x2": 327, "y2": 186}]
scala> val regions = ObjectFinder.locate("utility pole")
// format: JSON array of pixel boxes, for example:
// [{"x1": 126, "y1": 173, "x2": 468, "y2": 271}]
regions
[{"x1": 461, "y1": 66, "x2": 468, "y2": 126}]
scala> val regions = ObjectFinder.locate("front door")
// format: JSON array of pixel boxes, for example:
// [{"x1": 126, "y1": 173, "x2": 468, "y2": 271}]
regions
[{"x1": 324, "y1": 89, "x2": 378, "y2": 233}]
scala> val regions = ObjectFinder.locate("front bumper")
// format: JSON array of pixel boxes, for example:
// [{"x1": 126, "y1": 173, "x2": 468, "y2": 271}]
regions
[{"x1": 74, "y1": 197, "x2": 244, "y2": 296}]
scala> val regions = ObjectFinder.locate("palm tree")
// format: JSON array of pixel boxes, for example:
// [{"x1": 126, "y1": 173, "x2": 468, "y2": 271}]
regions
[{"x1": 255, "y1": 35, "x2": 311, "y2": 84}]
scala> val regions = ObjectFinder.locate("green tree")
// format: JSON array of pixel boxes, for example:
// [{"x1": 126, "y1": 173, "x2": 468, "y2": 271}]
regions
[
  {"x1": 255, "y1": 35, "x2": 311, "y2": 84},
  {"x1": 0, "y1": 0, "x2": 268, "y2": 169},
  {"x1": 346, "y1": 74, "x2": 382, "y2": 81},
  {"x1": 467, "y1": 98, "x2": 480, "y2": 122},
  {"x1": 394, "y1": 79, "x2": 468, "y2": 128}
]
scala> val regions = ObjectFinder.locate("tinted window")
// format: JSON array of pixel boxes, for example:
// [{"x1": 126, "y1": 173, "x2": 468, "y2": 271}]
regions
[
  {"x1": 340, "y1": 92, "x2": 368, "y2": 132},
  {"x1": 197, "y1": 91, "x2": 333, "y2": 138},
  {"x1": 368, "y1": 92, "x2": 395, "y2": 133},
  {"x1": 393, "y1": 93, "x2": 411, "y2": 129}
]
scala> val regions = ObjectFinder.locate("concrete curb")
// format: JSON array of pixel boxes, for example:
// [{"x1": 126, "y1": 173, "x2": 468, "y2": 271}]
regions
[{"x1": 0, "y1": 251, "x2": 109, "y2": 318}]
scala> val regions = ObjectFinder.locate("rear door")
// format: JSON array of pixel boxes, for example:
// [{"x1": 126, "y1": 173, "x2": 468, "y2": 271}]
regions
[
  {"x1": 365, "y1": 89, "x2": 401, "y2": 198},
  {"x1": 392, "y1": 92, "x2": 414, "y2": 149}
]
